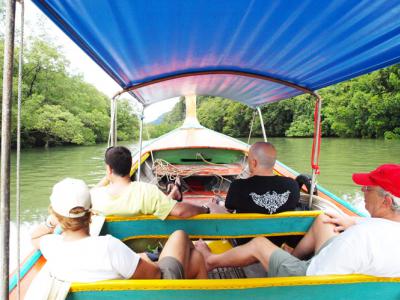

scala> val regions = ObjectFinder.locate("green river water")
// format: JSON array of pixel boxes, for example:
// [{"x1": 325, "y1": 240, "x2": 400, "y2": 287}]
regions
[{"x1": 8, "y1": 137, "x2": 400, "y2": 267}]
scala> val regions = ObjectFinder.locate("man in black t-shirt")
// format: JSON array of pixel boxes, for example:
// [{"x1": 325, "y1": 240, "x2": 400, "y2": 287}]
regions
[{"x1": 225, "y1": 142, "x2": 300, "y2": 245}]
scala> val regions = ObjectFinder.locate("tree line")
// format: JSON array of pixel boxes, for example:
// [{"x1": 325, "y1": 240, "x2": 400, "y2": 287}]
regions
[
  {"x1": 146, "y1": 64, "x2": 400, "y2": 140},
  {"x1": 2, "y1": 34, "x2": 398, "y2": 147},
  {"x1": 0, "y1": 37, "x2": 139, "y2": 148}
]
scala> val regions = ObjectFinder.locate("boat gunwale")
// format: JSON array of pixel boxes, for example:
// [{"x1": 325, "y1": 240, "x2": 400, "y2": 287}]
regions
[{"x1": 69, "y1": 274, "x2": 400, "y2": 292}]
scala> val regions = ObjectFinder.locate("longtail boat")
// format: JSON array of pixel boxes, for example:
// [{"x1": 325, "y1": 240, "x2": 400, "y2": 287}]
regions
[{"x1": 7, "y1": 0, "x2": 400, "y2": 299}]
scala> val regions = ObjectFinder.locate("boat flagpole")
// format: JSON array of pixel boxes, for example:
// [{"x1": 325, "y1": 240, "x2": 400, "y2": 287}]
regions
[
  {"x1": 1, "y1": 0, "x2": 16, "y2": 299},
  {"x1": 136, "y1": 105, "x2": 145, "y2": 182},
  {"x1": 309, "y1": 94, "x2": 322, "y2": 208},
  {"x1": 257, "y1": 107, "x2": 267, "y2": 142}
]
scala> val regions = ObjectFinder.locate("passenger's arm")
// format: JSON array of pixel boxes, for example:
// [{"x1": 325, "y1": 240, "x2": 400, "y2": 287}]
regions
[
  {"x1": 31, "y1": 215, "x2": 58, "y2": 249},
  {"x1": 131, "y1": 253, "x2": 161, "y2": 279},
  {"x1": 169, "y1": 202, "x2": 209, "y2": 218},
  {"x1": 323, "y1": 212, "x2": 363, "y2": 232}
]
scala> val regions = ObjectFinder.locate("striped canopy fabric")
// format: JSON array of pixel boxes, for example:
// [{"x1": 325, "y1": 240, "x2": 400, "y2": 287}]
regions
[{"x1": 33, "y1": 0, "x2": 400, "y2": 107}]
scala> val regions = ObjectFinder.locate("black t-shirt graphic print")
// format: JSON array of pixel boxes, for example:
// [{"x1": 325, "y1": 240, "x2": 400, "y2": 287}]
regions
[{"x1": 225, "y1": 175, "x2": 299, "y2": 214}]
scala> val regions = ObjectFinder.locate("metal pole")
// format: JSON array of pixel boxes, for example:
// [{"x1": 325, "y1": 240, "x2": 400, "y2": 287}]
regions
[
  {"x1": 109, "y1": 97, "x2": 116, "y2": 147},
  {"x1": 309, "y1": 94, "x2": 322, "y2": 208},
  {"x1": 136, "y1": 106, "x2": 145, "y2": 182},
  {"x1": 257, "y1": 107, "x2": 267, "y2": 142},
  {"x1": 1, "y1": 0, "x2": 16, "y2": 299},
  {"x1": 114, "y1": 97, "x2": 118, "y2": 146},
  {"x1": 16, "y1": 1, "x2": 25, "y2": 299},
  {"x1": 247, "y1": 110, "x2": 257, "y2": 145}
]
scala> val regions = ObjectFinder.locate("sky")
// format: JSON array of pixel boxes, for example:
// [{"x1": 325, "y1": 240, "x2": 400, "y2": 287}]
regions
[{"x1": 22, "y1": 1, "x2": 178, "y2": 123}]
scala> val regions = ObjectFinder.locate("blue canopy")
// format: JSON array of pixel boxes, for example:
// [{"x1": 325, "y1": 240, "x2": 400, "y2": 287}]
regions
[{"x1": 33, "y1": 0, "x2": 400, "y2": 107}]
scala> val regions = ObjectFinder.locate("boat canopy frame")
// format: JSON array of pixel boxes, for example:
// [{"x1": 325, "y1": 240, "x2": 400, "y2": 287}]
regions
[
  {"x1": 112, "y1": 76, "x2": 322, "y2": 195},
  {"x1": 113, "y1": 70, "x2": 318, "y2": 107},
  {"x1": 3, "y1": 1, "x2": 400, "y2": 298}
]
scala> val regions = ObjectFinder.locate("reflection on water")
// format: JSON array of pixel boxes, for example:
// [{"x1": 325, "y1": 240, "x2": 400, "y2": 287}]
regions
[{"x1": 8, "y1": 138, "x2": 400, "y2": 270}]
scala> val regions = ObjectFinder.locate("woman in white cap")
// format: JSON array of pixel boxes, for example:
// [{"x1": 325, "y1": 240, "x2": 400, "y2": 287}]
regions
[{"x1": 31, "y1": 178, "x2": 207, "y2": 282}]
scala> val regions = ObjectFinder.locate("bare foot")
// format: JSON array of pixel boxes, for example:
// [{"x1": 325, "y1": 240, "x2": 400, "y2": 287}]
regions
[
  {"x1": 194, "y1": 239, "x2": 213, "y2": 271},
  {"x1": 167, "y1": 177, "x2": 183, "y2": 201}
]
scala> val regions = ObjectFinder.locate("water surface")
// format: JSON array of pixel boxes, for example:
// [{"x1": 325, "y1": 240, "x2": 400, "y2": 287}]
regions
[{"x1": 8, "y1": 138, "x2": 400, "y2": 269}]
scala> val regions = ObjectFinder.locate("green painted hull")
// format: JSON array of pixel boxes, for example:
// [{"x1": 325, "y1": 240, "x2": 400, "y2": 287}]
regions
[
  {"x1": 66, "y1": 280, "x2": 400, "y2": 300},
  {"x1": 153, "y1": 148, "x2": 244, "y2": 164},
  {"x1": 101, "y1": 213, "x2": 317, "y2": 240}
]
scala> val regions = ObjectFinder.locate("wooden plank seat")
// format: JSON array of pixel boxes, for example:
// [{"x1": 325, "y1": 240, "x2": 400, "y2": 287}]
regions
[{"x1": 100, "y1": 211, "x2": 321, "y2": 240}]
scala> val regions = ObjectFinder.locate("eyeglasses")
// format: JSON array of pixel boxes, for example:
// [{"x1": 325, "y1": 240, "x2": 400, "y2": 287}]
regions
[
  {"x1": 361, "y1": 186, "x2": 374, "y2": 192},
  {"x1": 361, "y1": 186, "x2": 387, "y2": 196}
]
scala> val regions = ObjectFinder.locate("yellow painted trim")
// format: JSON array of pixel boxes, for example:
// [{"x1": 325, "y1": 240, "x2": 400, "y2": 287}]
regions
[
  {"x1": 130, "y1": 152, "x2": 150, "y2": 176},
  {"x1": 273, "y1": 169, "x2": 282, "y2": 176},
  {"x1": 105, "y1": 211, "x2": 322, "y2": 222},
  {"x1": 70, "y1": 275, "x2": 400, "y2": 292},
  {"x1": 121, "y1": 232, "x2": 306, "y2": 241}
]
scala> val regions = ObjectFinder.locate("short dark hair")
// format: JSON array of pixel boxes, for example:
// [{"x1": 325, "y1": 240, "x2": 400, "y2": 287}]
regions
[{"x1": 105, "y1": 146, "x2": 132, "y2": 177}]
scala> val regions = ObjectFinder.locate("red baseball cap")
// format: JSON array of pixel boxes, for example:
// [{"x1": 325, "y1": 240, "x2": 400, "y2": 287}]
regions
[{"x1": 352, "y1": 164, "x2": 400, "y2": 197}]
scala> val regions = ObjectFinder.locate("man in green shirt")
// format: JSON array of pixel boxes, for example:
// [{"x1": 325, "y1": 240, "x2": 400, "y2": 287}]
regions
[{"x1": 91, "y1": 146, "x2": 211, "y2": 219}]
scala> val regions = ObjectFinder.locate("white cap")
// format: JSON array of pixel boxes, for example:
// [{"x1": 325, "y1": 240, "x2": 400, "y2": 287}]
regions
[{"x1": 50, "y1": 178, "x2": 91, "y2": 218}]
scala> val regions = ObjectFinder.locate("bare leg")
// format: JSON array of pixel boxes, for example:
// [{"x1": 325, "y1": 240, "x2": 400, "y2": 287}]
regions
[
  {"x1": 186, "y1": 248, "x2": 208, "y2": 279},
  {"x1": 159, "y1": 230, "x2": 206, "y2": 279},
  {"x1": 195, "y1": 237, "x2": 279, "y2": 272},
  {"x1": 291, "y1": 214, "x2": 339, "y2": 259}
]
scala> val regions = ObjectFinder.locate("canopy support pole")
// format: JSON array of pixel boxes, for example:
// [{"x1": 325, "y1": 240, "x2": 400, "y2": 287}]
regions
[
  {"x1": 257, "y1": 107, "x2": 267, "y2": 142},
  {"x1": 136, "y1": 106, "x2": 145, "y2": 182},
  {"x1": 109, "y1": 96, "x2": 118, "y2": 147},
  {"x1": 15, "y1": 1, "x2": 25, "y2": 299},
  {"x1": 114, "y1": 97, "x2": 118, "y2": 146},
  {"x1": 247, "y1": 111, "x2": 257, "y2": 145},
  {"x1": 309, "y1": 93, "x2": 322, "y2": 208},
  {"x1": 1, "y1": 0, "x2": 16, "y2": 299}
]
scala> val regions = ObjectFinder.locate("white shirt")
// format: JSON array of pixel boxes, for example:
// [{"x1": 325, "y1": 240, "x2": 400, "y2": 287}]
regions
[
  {"x1": 307, "y1": 218, "x2": 400, "y2": 277},
  {"x1": 40, "y1": 234, "x2": 140, "y2": 282}
]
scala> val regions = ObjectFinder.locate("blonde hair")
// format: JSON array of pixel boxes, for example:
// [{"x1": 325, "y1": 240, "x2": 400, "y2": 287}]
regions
[{"x1": 49, "y1": 206, "x2": 91, "y2": 232}]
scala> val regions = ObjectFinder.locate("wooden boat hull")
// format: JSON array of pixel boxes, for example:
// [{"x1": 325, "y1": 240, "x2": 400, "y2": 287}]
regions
[
  {"x1": 10, "y1": 213, "x2": 400, "y2": 299},
  {"x1": 65, "y1": 276, "x2": 400, "y2": 300}
]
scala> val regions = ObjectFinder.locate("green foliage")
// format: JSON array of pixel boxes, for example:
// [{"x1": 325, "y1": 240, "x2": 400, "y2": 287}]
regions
[
  {"x1": 116, "y1": 99, "x2": 139, "y2": 141},
  {"x1": 198, "y1": 96, "x2": 232, "y2": 132},
  {"x1": 144, "y1": 97, "x2": 186, "y2": 138},
  {"x1": 0, "y1": 37, "x2": 138, "y2": 147},
  {"x1": 384, "y1": 128, "x2": 400, "y2": 140},
  {"x1": 149, "y1": 65, "x2": 400, "y2": 139}
]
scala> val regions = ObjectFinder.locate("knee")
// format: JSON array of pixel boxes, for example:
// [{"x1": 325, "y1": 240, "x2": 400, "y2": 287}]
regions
[
  {"x1": 316, "y1": 213, "x2": 330, "y2": 224},
  {"x1": 191, "y1": 249, "x2": 205, "y2": 264},
  {"x1": 312, "y1": 214, "x2": 330, "y2": 230},
  {"x1": 170, "y1": 230, "x2": 188, "y2": 240},
  {"x1": 251, "y1": 236, "x2": 270, "y2": 249}
]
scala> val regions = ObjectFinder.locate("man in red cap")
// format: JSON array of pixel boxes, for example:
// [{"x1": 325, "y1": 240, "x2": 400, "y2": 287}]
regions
[{"x1": 195, "y1": 164, "x2": 400, "y2": 277}]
